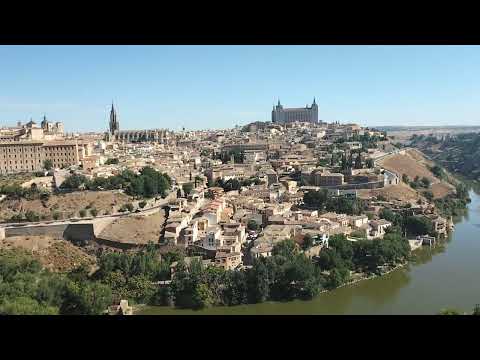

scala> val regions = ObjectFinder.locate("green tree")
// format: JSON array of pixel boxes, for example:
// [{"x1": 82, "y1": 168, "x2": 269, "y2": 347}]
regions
[
  {"x1": 302, "y1": 234, "x2": 314, "y2": 250},
  {"x1": 303, "y1": 189, "x2": 329, "y2": 210},
  {"x1": 247, "y1": 220, "x2": 259, "y2": 231},
  {"x1": 60, "y1": 281, "x2": 113, "y2": 315},
  {"x1": 247, "y1": 258, "x2": 270, "y2": 303},
  {"x1": 182, "y1": 183, "x2": 194, "y2": 196},
  {"x1": 326, "y1": 267, "x2": 350, "y2": 289},
  {"x1": 194, "y1": 175, "x2": 203, "y2": 188},
  {"x1": 79, "y1": 209, "x2": 87, "y2": 218},
  {"x1": 105, "y1": 158, "x2": 119, "y2": 165},
  {"x1": 25, "y1": 210, "x2": 40, "y2": 222},
  {"x1": 272, "y1": 239, "x2": 298, "y2": 259},
  {"x1": 421, "y1": 177, "x2": 431, "y2": 188},
  {"x1": 43, "y1": 159, "x2": 53, "y2": 171},
  {"x1": 404, "y1": 216, "x2": 433, "y2": 236},
  {"x1": 423, "y1": 191, "x2": 434, "y2": 201},
  {"x1": 0, "y1": 296, "x2": 58, "y2": 315},
  {"x1": 61, "y1": 174, "x2": 89, "y2": 190}
]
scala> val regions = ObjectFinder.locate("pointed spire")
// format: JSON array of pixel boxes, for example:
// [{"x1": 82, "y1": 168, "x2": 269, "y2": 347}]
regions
[
  {"x1": 313, "y1": 97, "x2": 316, "y2": 105},
  {"x1": 277, "y1": 99, "x2": 281, "y2": 106}
]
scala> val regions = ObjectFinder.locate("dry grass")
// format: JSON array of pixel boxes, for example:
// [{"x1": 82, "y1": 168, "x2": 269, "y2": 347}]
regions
[
  {"x1": 0, "y1": 190, "x2": 133, "y2": 222},
  {"x1": 358, "y1": 182, "x2": 421, "y2": 203},
  {"x1": 379, "y1": 152, "x2": 436, "y2": 183},
  {"x1": 0, "y1": 235, "x2": 96, "y2": 273},
  {"x1": 98, "y1": 210, "x2": 165, "y2": 244},
  {"x1": 431, "y1": 182, "x2": 455, "y2": 199},
  {"x1": 377, "y1": 149, "x2": 454, "y2": 200}
]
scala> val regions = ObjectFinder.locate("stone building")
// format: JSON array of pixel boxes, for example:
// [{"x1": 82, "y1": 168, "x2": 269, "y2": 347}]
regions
[
  {"x1": 271, "y1": 98, "x2": 318, "y2": 124},
  {"x1": 312, "y1": 170, "x2": 345, "y2": 186},
  {"x1": 0, "y1": 140, "x2": 89, "y2": 174},
  {"x1": 0, "y1": 116, "x2": 64, "y2": 142},
  {"x1": 105, "y1": 103, "x2": 170, "y2": 143}
]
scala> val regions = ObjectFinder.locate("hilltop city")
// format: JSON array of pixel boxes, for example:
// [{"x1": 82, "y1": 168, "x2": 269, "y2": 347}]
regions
[{"x1": 0, "y1": 99, "x2": 468, "y2": 315}]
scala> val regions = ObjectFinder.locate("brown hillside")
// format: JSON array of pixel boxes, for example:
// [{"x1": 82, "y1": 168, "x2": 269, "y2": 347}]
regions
[
  {"x1": 358, "y1": 182, "x2": 421, "y2": 203},
  {"x1": 98, "y1": 210, "x2": 165, "y2": 244},
  {"x1": 0, "y1": 190, "x2": 133, "y2": 222},
  {"x1": 378, "y1": 149, "x2": 454, "y2": 199},
  {"x1": 379, "y1": 151, "x2": 436, "y2": 183},
  {"x1": 0, "y1": 236, "x2": 96, "y2": 273}
]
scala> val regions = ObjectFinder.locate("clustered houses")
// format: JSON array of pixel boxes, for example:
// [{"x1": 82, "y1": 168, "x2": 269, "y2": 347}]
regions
[
  {"x1": 131, "y1": 117, "x2": 412, "y2": 270},
  {"x1": 21, "y1": 103, "x2": 450, "y2": 275},
  {"x1": 94, "y1": 111, "x2": 433, "y2": 271}
]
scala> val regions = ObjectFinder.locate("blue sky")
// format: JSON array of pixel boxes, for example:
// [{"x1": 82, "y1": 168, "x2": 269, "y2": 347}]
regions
[{"x1": 1, "y1": 45, "x2": 480, "y2": 132}]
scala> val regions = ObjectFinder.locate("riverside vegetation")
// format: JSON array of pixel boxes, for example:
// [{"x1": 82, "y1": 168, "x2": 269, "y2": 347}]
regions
[{"x1": 0, "y1": 230, "x2": 411, "y2": 314}]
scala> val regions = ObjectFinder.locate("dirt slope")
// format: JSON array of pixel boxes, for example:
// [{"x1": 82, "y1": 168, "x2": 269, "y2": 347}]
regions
[
  {"x1": 0, "y1": 190, "x2": 133, "y2": 222},
  {"x1": 0, "y1": 236, "x2": 96, "y2": 273},
  {"x1": 98, "y1": 210, "x2": 165, "y2": 244}
]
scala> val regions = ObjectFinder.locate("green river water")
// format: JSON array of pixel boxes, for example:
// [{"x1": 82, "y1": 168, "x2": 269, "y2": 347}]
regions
[{"x1": 139, "y1": 190, "x2": 480, "y2": 315}]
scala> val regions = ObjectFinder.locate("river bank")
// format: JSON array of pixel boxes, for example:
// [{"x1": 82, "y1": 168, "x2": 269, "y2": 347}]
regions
[
  {"x1": 135, "y1": 259, "x2": 410, "y2": 315},
  {"x1": 138, "y1": 190, "x2": 480, "y2": 315}
]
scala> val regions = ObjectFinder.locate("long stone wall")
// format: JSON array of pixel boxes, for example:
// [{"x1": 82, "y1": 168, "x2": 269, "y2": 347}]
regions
[
  {"x1": 4, "y1": 224, "x2": 69, "y2": 239},
  {"x1": 0, "y1": 193, "x2": 173, "y2": 247}
]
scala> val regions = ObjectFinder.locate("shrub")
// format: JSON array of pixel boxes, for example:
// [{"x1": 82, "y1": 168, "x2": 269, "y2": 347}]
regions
[
  {"x1": 247, "y1": 220, "x2": 258, "y2": 231},
  {"x1": 421, "y1": 177, "x2": 431, "y2": 188},
  {"x1": 90, "y1": 208, "x2": 98, "y2": 217},
  {"x1": 120, "y1": 203, "x2": 134, "y2": 212},
  {"x1": 105, "y1": 158, "x2": 119, "y2": 165},
  {"x1": 350, "y1": 229, "x2": 367, "y2": 238},
  {"x1": 138, "y1": 201, "x2": 147, "y2": 209},
  {"x1": 60, "y1": 174, "x2": 89, "y2": 190},
  {"x1": 79, "y1": 209, "x2": 87, "y2": 218},
  {"x1": 43, "y1": 159, "x2": 53, "y2": 171},
  {"x1": 52, "y1": 212, "x2": 62, "y2": 220},
  {"x1": 25, "y1": 211, "x2": 40, "y2": 222},
  {"x1": 423, "y1": 191, "x2": 434, "y2": 201},
  {"x1": 182, "y1": 183, "x2": 194, "y2": 196}
]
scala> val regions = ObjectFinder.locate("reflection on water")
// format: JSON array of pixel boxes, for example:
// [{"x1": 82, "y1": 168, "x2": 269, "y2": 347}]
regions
[{"x1": 141, "y1": 190, "x2": 480, "y2": 315}]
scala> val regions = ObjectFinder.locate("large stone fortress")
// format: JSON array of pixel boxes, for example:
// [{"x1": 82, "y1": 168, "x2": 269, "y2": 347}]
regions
[
  {"x1": 271, "y1": 98, "x2": 318, "y2": 124},
  {"x1": 106, "y1": 103, "x2": 170, "y2": 143}
]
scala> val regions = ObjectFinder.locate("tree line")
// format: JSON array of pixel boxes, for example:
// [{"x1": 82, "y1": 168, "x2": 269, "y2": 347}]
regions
[
  {"x1": 212, "y1": 177, "x2": 264, "y2": 192},
  {"x1": 303, "y1": 189, "x2": 367, "y2": 215},
  {"x1": 60, "y1": 166, "x2": 172, "y2": 199},
  {"x1": 0, "y1": 232, "x2": 413, "y2": 314}
]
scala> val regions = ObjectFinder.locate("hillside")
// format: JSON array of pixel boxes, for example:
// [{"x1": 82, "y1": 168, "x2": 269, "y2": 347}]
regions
[
  {"x1": 410, "y1": 132, "x2": 480, "y2": 181},
  {"x1": 0, "y1": 236, "x2": 96, "y2": 273},
  {"x1": 98, "y1": 210, "x2": 165, "y2": 245},
  {"x1": 0, "y1": 190, "x2": 133, "y2": 222},
  {"x1": 377, "y1": 149, "x2": 455, "y2": 199}
]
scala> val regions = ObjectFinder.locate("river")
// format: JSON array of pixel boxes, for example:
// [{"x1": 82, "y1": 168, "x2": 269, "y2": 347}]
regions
[{"x1": 139, "y1": 190, "x2": 480, "y2": 315}]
